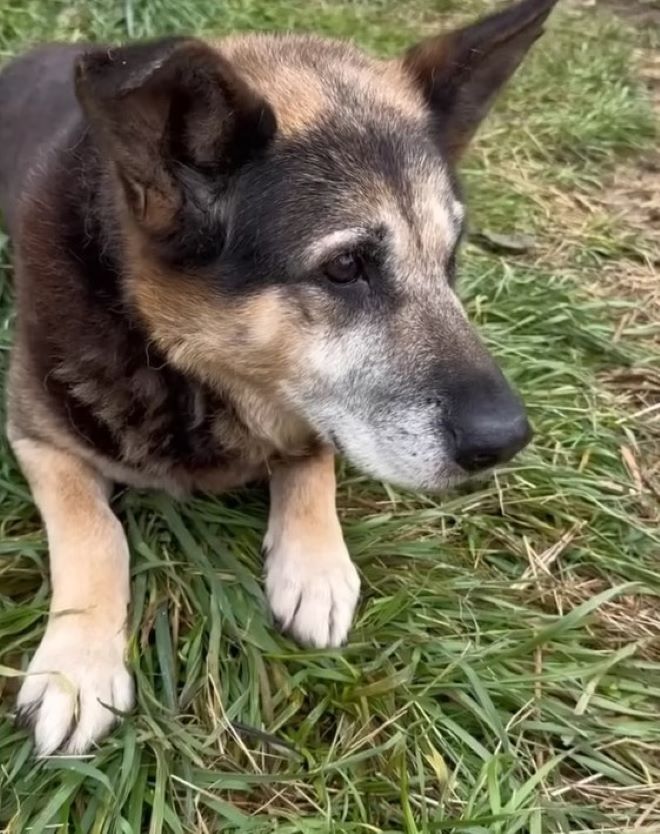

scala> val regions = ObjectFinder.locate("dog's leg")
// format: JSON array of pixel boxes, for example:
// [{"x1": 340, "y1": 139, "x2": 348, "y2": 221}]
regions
[
  {"x1": 11, "y1": 436, "x2": 133, "y2": 755},
  {"x1": 264, "y1": 448, "x2": 360, "y2": 647}
]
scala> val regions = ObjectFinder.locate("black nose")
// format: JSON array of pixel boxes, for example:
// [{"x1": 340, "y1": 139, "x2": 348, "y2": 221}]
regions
[{"x1": 448, "y1": 374, "x2": 533, "y2": 473}]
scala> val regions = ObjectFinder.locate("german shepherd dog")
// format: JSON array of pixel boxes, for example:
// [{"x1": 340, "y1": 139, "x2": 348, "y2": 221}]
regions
[{"x1": 0, "y1": 0, "x2": 558, "y2": 755}]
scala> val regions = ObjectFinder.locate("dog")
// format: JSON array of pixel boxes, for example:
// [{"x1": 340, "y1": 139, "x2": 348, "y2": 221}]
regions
[{"x1": 0, "y1": 0, "x2": 558, "y2": 755}]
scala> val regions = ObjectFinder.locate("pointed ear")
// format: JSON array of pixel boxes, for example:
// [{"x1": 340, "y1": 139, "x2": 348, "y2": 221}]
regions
[
  {"x1": 403, "y1": 0, "x2": 559, "y2": 161},
  {"x1": 75, "y1": 37, "x2": 276, "y2": 232}
]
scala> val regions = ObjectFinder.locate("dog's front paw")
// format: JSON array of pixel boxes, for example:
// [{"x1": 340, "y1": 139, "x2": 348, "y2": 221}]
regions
[
  {"x1": 264, "y1": 535, "x2": 360, "y2": 648},
  {"x1": 16, "y1": 618, "x2": 133, "y2": 756}
]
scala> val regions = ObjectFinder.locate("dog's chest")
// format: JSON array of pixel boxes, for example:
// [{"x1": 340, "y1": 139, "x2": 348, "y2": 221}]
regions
[{"x1": 47, "y1": 331, "x2": 262, "y2": 486}]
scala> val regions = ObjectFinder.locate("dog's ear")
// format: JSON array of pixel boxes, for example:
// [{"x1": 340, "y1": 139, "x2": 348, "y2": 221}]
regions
[
  {"x1": 75, "y1": 37, "x2": 276, "y2": 232},
  {"x1": 403, "y1": 0, "x2": 558, "y2": 161}
]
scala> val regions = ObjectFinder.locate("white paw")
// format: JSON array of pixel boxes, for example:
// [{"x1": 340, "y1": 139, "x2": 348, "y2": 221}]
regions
[
  {"x1": 264, "y1": 533, "x2": 360, "y2": 648},
  {"x1": 16, "y1": 618, "x2": 133, "y2": 756}
]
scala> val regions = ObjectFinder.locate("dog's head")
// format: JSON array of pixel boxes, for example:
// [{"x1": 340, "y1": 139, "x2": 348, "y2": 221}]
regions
[{"x1": 75, "y1": 0, "x2": 557, "y2": 491}]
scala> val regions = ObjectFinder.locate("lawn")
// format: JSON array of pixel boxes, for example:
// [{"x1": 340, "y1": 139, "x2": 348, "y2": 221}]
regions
[{"x1": 0, "y1": 0, "x2": 659, "y2": 832}]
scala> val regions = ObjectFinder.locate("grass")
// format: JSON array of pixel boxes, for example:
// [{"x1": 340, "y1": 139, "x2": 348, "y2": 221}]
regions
[{"x1": 1, "y1": 0, "x2": 659, "y2": 831}]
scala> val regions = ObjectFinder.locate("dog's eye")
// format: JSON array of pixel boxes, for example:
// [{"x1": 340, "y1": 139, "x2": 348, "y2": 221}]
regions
[{"x1": 323, "y1": 252, "x2": 363, "y2": 284}]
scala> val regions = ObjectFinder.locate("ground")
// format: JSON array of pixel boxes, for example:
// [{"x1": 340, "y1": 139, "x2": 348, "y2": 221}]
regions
[{"x1": 0, "y1": 0, "x2": 658, "y2": 832}]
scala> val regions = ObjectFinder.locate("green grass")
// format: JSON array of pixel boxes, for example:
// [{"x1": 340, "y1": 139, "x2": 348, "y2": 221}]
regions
[{"x1": 1, "y1": 0, "x2": 659, "y2": 831}]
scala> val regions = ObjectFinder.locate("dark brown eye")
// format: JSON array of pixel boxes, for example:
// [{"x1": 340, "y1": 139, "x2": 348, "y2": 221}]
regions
[{"x1": 323, "y1": 251, "x2": 363, "y2": 284}]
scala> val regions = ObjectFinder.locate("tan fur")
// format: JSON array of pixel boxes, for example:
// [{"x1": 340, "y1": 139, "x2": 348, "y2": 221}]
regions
[
  {"x1": 268, "y1": 446, "x2": 339, "y2": 540},
  {"x1": 9, "y1": 436, "x2": 129, "y2": 631},
  {"x1": 128, "y1": 264, "x2": 295, "y2": 383},
  {"x1": 222, "y1": 43, "x2": 328, "y2": 135},
  {"x1": 218, "y1": 34, "x2": 426, "y2": 134},
  {"x1": 123, "y1": 233, "x2": 316, "y2": 454}
]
